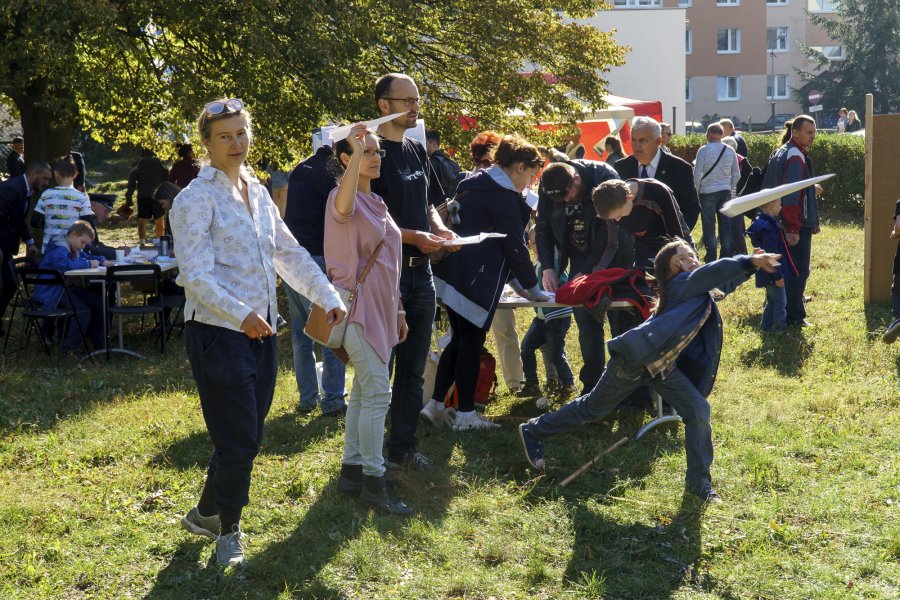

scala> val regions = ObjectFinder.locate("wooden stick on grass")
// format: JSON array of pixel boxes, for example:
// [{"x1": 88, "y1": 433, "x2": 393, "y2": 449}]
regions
[{"x1": 560, "y1": 436, "x2": 629, "y2": 487}]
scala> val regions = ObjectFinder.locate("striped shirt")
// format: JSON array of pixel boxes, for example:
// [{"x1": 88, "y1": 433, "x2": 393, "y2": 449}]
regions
[{"x1": 34, "y1": 186, "x2": 93, "y2": 252}]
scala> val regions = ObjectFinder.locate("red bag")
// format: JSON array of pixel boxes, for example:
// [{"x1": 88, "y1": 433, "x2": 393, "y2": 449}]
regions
[{"x1": 444, "y1": 349, "x2": 498, "y2": 409}]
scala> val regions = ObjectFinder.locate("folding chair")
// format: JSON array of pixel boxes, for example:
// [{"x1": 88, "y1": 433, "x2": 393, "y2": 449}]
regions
[
  {"x1": 10, "y1": 267, "x2": 93, "y2": 358},
  {"x1": 106, "y1": 264, "x2": 166, "y2": 356},
  {"x1": 2, "y1": 256, "x2": 37, "y2": 352}
]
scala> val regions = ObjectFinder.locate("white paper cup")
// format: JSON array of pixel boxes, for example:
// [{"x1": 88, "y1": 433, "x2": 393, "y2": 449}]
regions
[{"x1": 115, "y1": 249, "x2": 126, "y2": 261}]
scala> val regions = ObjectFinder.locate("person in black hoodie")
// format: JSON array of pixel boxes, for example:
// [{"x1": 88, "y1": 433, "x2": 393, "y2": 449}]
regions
[{"x1": 431, "y1": 135, "x2": 549, "y2": 431}]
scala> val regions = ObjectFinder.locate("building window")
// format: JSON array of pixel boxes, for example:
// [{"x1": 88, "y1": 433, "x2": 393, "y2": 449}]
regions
[
  {"x1": 717, "y1": 76, "x2": 740, "y2": 101},
  {"x1": 767, "y1": 75, "x2": 789, "y2": 99},
  {"x1": 767, "y1": 27, "x2": 788, "y2": 52},
  {"x1": 717, "y1": 29, "x2": 741, "y2": 54},
  {"x1": 717, "y1": 0, "x2": 740, "y2": 5},
  {"x1": 686, "y1": 30, "x2": 693, "y2": 54},
  {"x1": 767, "y1": 0, "x2": 788, "y2": 5},
  {"x1": 612, "y1": 0, "x2": 662, "y2": 7},
  {"x1": 811, "y1": 45, "x2": 846, "y2": 60},
  {"x1": 679, "y1": 0, "x2": 692, "y2": 6},
  {"x1": 686, "y1": 78, "x2": 693, "y2": 102},
  {"x1": 808, "y1": 0, "x2": 837, "y2": 11}
]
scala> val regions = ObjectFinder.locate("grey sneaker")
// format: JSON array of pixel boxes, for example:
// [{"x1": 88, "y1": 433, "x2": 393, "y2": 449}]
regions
[
  {"x1": 181, "y1": 506, "x2": 220, "y2": 540},
  {"x1": 883, "y1": 319, "x2": 900, "y2": 343},
  {"x1": 216, "y1": 527, "x2": 246, "y2": 566}
]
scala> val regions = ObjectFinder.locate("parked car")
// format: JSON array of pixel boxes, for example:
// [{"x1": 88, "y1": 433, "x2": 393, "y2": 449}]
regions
[{"x1": 765, "y1": 113, "x2": 795, "y2": 131}]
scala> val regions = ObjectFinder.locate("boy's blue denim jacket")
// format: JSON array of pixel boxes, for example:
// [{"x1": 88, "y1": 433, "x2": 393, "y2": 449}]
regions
[
  {"x1": 34, "y1": 233, "x2": 106, "y2": 308},
  {"x1": 607, "y1": 256, "x2": 756, "y2": 397}
]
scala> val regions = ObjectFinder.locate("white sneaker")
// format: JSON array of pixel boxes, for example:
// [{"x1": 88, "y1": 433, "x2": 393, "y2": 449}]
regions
[
  {"x1": 216, "y1": 526, "x2": 246, "y2": 566},
  {"x1": 450, "y1": 409, "x2": 500, "y2": 431},
  {"x1": 420, "y1": 399, "x2": 447, "y2": 426}
]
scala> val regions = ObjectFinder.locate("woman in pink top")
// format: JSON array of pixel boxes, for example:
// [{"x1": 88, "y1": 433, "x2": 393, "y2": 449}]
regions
[{"x1": 325, "y1": 123, "x2": 411, "y2": 515}]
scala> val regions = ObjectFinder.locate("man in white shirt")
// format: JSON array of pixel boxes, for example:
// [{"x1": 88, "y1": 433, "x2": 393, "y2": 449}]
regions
[{"x1": 694, "y1": 123, "x2": 741, "y2": 262}]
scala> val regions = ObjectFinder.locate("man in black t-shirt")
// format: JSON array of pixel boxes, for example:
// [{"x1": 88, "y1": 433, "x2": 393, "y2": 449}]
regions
[{"x1": 371, "y1": 73, "x2": 456, "y2": 473}]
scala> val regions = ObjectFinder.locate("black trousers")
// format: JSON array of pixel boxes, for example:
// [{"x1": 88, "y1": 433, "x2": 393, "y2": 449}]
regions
[
  {"x1": 185, "y1": 321, "x2": 277, "y2": 511},
  {"x1": 432, "y1": 306, "x2": 488, "y2": 412}
]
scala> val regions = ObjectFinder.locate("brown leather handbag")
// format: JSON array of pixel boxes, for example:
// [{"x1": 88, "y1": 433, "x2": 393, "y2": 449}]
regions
[{"x1": 304, "y1": 240, "x2": 384, "y2": 350}]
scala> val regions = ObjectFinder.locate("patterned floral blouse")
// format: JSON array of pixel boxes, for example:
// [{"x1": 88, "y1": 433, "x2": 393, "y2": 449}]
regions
[{"x1": 170, "y1": 165, "x2": 342, "y2": 333}]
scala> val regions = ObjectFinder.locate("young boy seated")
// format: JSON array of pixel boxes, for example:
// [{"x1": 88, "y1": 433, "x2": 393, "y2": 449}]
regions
[
  {"x1": 884, "y1": 199, "x2": 900, "y2": 343},
  {"x1": 32, "y1": 155, "x2": 93, "y2": 254},
  {"x1": 746, "y1": 198, "x2": 799, "y2": 334},
  {"x1": 34, "y1": 220, "x2": 106, "y2": 353}
]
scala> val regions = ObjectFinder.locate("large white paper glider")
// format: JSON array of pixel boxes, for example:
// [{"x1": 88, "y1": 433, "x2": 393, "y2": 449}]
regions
[
  {"x1": 327, "y1": 113, "x2": 409, "y2": 143},
  {"x1": 719, "y1": 173, "x2": 835, "y2": 218}
]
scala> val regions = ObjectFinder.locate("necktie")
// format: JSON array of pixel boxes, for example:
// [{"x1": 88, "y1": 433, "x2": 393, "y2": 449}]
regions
[{"x1": 640, "y1": 165, "x2": 649, "y2": 179}]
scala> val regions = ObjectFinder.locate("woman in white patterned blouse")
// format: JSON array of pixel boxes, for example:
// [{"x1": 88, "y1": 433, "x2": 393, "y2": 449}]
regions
[{"x1": 170, "y1": 98, "x2": 346, "y2": 566}]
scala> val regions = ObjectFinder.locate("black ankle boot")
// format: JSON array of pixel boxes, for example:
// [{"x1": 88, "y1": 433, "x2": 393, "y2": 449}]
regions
[
  {"x1": 360, "y1": 475, "x2": 413, "y2": 515},
  {"x1": 336, "y1": 463, "x2": 364, "y2": 494}
]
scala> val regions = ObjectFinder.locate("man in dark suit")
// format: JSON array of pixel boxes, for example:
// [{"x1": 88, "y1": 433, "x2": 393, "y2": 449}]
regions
[
  {"x1": 6, "y1": 137, "x2": 25, "y2": 178},
  {"x1": 615, "y1": 117, "x2": 700, "y2": 230},
  {"x1": 0, "y1": 161, "x2": 51, "y2": 333}
]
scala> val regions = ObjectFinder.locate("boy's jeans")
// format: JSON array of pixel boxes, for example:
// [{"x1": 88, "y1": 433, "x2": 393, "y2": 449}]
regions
[
  {"x1": 892, "y1": 273, "x2": 900, "y2": 320},
  {"x1": 761, "y1": 284, "x2": 787, "y2": 333},
  {"x1": 521, "y1": 316, "x2": 574, "y2": 386}
]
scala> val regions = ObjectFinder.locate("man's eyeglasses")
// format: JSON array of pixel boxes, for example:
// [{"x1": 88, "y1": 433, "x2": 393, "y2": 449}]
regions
[
  {"x1": 383, "y1": 96, "x2": 423, "y2": 107},
  {"x1": 472, "y1": 156, "x2": 493, "y2": 169},
  {"x1": 205, "y1": 98, "x2": 245, "y2": 115},
  {"x1": 363, "y1": 148, "x2": 387, "y2": 158}
]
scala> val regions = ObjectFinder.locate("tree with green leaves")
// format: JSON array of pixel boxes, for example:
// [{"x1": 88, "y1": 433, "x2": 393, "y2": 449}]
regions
[
  {"x1": 797, "y1": 0, "x2": 900, "y2": 116},
  {"x1": 1, "y1": 1, "x2": 625, "y2": 169}
]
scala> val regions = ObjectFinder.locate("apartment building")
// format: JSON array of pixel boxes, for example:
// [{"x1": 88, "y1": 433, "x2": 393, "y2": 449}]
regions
[{"x1": 607, "y1": 0, "x2": 843, "y2": 129}]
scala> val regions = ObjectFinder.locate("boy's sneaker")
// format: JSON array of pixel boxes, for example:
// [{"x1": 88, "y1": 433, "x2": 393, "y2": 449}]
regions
[
  {"x1": 216, "y1": 526, "x2": 247, "y2": 566},
  {"x1": 516, "y1": 381, "x2": 542, "y2": 399},
  {"x1": 420, "y1": 399, "x2": 447, "y2": 426},
  {"x1": 883, "y1": 319, "x2": 900, "y2": 344},
  {"x1": 181, "y1": 506, "x2": 221, "y2": 540},
  {"x1": 449, "y1": 409, "x2": 500, "y2": 431},
  {"x1": 518, "y1": 423, "x2": 545, "y2": 469}
]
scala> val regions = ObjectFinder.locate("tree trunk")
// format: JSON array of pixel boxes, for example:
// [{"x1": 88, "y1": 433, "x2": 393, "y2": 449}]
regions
[{"x1": 10, "y1": 87, "x2": 77, "y2": 168}]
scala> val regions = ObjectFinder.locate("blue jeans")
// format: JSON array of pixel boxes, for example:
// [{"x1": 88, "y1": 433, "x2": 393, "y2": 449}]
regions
[
  {"x1": 520, "y1": 316, "x2": 574, "y2": 386},
  {"x1": 284, "y1": 256, "x2": 346, "y2": 413},
  {"x1": 785, "y1": 227, "x2": 812, "y2": 325},
  {"x1": 761, "y1": 284, "x2": 787, "y2": 332},
  {"x1": 527, "y1": 355, "x2": 714, "y2": 493},
  {"x1": 572, "y1": 306, "x2": 605, "y2": 392},
  {"x1": 387, "y1": 264, "x2": 436, "y2": 462},
  {"x1": 699, "y1": 190, "x2": 734, "y2": 262}
]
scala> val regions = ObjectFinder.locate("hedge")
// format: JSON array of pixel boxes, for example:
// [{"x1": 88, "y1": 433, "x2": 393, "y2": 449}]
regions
[{"x1": 667, "y1": 132, "x2": 865, "y2": 216}]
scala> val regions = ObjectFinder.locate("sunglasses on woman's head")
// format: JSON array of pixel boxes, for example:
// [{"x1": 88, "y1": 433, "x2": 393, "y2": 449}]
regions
[{"x1": 205, "y1": 98, "x2": 245, "y2": 115}]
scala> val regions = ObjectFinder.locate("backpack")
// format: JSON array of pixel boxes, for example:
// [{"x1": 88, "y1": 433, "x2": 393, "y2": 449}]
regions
[{"x1": 443, "y1": 348, "x2": 498, "y2": 409}]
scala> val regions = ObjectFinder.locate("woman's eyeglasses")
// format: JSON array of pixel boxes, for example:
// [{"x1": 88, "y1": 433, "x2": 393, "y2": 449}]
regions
[
  {"x1": 363, "y1": 148, "x2": 387, "y2": 158},
  {"x1": 204, "y1": 98, "x2": 245, "y2": 115}
]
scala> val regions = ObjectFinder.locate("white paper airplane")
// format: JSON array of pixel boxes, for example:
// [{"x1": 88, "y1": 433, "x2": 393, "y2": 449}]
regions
[{"x1": 719, "y1": 173, "x2": 835, "y2": 218}]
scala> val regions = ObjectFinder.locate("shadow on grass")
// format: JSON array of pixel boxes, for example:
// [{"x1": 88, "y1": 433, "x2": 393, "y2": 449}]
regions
[
  {"x1": 736, "y1": 321, "x2": 815, "y2": 376},
  {"x1": 149, "y1": 411, "x2": 350, "y2": 471},
  {"x1": 562, "y1": 494, "x2": 737, "y2": 598}
]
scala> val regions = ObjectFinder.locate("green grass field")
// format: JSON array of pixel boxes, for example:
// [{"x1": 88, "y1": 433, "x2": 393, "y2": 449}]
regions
[{"x1": 0, "y1": 218, "x2": 897, "y2": 599}]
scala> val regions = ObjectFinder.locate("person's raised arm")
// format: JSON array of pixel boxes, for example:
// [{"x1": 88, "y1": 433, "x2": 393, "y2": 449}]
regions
[{"x1": 333, "y1": 123, "x2": 367, "y2": 217}]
